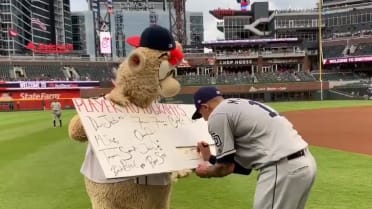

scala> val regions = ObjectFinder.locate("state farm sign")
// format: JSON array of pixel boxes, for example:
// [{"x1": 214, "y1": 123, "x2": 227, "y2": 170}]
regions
[{"x1": 20, "y1": 92, "x2": 60, "y2": 100}]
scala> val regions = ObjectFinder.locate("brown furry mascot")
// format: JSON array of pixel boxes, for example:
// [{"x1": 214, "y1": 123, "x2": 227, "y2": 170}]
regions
[{"x1": 68, "y1": 25, "x2": 186, "y2": 209}]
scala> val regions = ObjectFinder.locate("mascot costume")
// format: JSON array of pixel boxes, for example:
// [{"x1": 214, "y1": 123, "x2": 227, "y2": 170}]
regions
[{"x1": 68, "y1": 25, "x2": 187, "y2": 209}]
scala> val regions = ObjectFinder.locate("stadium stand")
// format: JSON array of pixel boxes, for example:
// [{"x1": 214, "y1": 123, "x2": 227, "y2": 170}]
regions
[
  {"x1": 23, "y1": 65, "x2": 66, "y2": 81},
  {"x1": 354, "y1": 44, "x2": 372, "y2": 56},
  {"x1": 176, "y1": 70, "x2": 315, "y2": 86},
  {"x1": 322, "y1": 45, "x2": 345, "y2": 58},
  {"x1": 0, "y1": 64, "x2": 11, "y2": 81},
  {"x1": 312, "y1": 71, "x2": 361, "y2": 81},
  {"x1": 74, "y1": 66, "x2": 114, "y2": 81}
]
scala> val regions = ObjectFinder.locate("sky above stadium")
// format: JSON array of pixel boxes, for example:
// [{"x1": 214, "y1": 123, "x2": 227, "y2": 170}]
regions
[{"x1": 70, "y1": 0, "x2": 318, "y2": 40}]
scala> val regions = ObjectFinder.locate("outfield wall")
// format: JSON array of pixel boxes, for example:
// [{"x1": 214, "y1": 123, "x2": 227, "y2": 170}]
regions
[
  {"x1": 0, "y1": 89, "x2": 80, "y2": 111},
  {"x1": 0, "y1": 81, "x2": 328, "y2": 111}
]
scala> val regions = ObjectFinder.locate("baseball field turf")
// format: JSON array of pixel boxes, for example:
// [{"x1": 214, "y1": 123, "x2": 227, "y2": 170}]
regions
[{"x1": 0, "y1": 100, "x2": 372, "y2": 209}]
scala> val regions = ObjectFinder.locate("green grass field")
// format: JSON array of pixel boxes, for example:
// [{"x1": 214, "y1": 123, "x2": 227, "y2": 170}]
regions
[{"x1": 1, "y1": 100, "x2": 372, "y2": 209}]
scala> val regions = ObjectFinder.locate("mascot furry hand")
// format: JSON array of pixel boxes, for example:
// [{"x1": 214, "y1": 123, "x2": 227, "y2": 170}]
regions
[{"x1": 68, "y1": 25, "x2": 189, "y2": 209}]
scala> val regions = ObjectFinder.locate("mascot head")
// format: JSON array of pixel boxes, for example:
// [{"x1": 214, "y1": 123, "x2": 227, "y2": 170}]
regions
[{"x1": 110, "y1": 25, "x2": 183, "y2": 108}]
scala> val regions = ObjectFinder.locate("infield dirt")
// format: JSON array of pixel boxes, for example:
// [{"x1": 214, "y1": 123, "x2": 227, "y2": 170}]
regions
[{"x1": 284, "y1": 106, "x2": 372, "y2": 155}]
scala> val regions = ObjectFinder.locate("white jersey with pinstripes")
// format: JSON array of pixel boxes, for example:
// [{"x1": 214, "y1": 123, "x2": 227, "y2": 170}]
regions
[{"x1": 208, "y1": 98, "x2": 308, "y2": 170}]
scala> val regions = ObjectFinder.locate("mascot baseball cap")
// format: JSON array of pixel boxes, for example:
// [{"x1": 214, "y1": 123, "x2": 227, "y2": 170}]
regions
[
  {"x1": 192, "y1": 86, "x2": 222, "y2": 120},
  {"x1": 139, "y1": 25, "x2": 176, "y2": 51}
]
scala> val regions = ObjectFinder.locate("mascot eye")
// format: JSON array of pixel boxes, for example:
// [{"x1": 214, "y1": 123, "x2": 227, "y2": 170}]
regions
[{"x1": 159, "y1": 60, "x2": 172, "y2": 80}]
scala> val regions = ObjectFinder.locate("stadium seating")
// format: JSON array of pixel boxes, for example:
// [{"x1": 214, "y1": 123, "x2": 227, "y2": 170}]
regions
[
  {"x1": 176, "y1": 70, "x2": 315, "y2": 86},
  {"x1": 312, "y1": 71, "x2": 361, "y2": 81},
  {"x1": 23, "y1": 65, "x2": 66, "y2": 81},
  {"x1": 254, "y1": 71, "x2": 315, "y2": 83},
  {"x1": 74, "y1": 66, "x2": 114, "y2": 81},
  {"x1": 322, "y1": 45, "x2": 345, "y2": 58},
  {"x1": 0, "y1": 64, "x2": 11, "y2": 81},
  {"x1": 296, "y1": 71, "x2": 316, "y2": 81},
  {"x1": 354, "y1": 44, "x2": 372, "y2": 56}
]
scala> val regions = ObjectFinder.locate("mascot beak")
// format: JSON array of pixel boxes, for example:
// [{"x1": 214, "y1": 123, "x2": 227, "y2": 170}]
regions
[
  {"x1": 126, "y1": 36, "x2": 140, "y2": 48},
  {"x1": 168, "y1": 48, "x2": 183, "y2": 66}
]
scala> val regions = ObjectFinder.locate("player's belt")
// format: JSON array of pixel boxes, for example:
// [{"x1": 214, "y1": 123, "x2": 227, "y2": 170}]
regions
[{"x1": 286, "y1": 149, "x2": 305, "y2": 161}]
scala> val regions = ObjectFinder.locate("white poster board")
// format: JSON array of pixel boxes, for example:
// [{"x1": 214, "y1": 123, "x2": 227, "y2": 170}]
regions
[{"x1": 73, "y1": 98, "x2": 214, "y2": 179}]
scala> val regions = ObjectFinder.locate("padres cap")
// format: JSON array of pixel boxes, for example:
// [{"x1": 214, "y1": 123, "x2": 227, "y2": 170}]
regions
[
  {"x1": 139, "y1": 25, "x2": 176, "y2": 51},
  {"x1": 192, "y1": 86, "x2": 222, "y2": 120}
]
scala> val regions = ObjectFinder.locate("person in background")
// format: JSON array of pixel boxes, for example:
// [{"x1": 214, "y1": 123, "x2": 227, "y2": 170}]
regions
[
  {"x1": 50, "y1": 97, "x2": 62, "y2": 128},
  {"x1": 42, "y1": 99, "x2": 46, "y2": 111},
  {"x1": 16, "y1": 100, "x2": 20, "y2": 111},
  {"x1": 192, "y1": 86, "x2": 317, "y2": 209}
]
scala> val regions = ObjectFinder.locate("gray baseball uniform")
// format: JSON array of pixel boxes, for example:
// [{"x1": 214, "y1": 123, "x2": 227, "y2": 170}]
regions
[
  {"x1": 208, "y1": 98, "x2": 316, "y2": 209},
  {"x1": 51, "y1": 100, "x2": 63, "y2": 127},
  {"x1": 50, "y1": 101, "x2": 62, "y2": 119}
]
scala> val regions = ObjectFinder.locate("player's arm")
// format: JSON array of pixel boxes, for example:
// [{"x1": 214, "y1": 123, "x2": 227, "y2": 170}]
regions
[
  {"x1": 208, "y1": 154, "x2": 252, "y2": 175},
  {"x1": 197, "y1": 162, "x2": 234, "y2": 178},
  {"x1": 211, "y1": 154, "x2": 252, "y2": 175},
  {"x1": 196, "y1": 112, "x2": 252, "y2": 178},
  {"x1": 197, "y1": 143, "x2": 251, "y2": 176},
  {"x1": 196, "y1": 154, "x2": 251, "y2": 178}
]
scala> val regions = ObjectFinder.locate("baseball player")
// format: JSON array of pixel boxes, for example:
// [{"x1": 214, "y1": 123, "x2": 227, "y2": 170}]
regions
[
  {"x1": 50, "y1": 98, "x2": 62, "y2": 128},
  {"x1": 192, "y1": 86, "x2": 317, "y2": 209}
]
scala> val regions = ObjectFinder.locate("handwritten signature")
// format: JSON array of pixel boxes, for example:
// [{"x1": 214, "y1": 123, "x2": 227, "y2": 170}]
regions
[
  {"x1": 146, "y1": 152, "x2": 166, "y2": 168},
  {"x1": 86, "y1": 113, "x2": 196, "y2": 177},
  {"x1": 86, "y1": 114, "x2": 125, "y2": 131},
  {"x1": 133, "y1": 128, "x2": 155, "y2": 142},
  {"x1": 94, "y1": 134, "x2": 119, "y2": 147},
  {"x1": 99, "y1": 136, "x2": 167, "y2": 176}
]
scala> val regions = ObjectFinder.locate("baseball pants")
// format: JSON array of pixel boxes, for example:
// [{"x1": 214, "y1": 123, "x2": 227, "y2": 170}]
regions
[
  {"x1": 254, "y1": 148, "x2": 317, "y2": 209},
  {"x1": 53, "y1": 112, "x2": 61, "y2": 120}
]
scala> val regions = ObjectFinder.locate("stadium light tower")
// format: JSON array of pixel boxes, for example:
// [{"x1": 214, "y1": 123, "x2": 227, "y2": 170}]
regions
[
  {"x1": 169, "y1": 0, "x2": 187, "y2": 45},
  {"x1": 88, "y1": 0, "x2": 112, "y2": 57}
]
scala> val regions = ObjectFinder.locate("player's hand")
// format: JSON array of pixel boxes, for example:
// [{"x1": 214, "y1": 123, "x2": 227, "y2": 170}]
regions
[
  {"x1": 195, "y1": 163, "x2": 210, "y2": 178},
  {"x1": 197, "y1": 141, "x2": 211, "y2": 161}
]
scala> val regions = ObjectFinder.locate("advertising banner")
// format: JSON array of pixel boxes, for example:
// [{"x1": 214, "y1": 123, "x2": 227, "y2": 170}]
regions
[
  {"x1": 100, "y1": 32, "x2": 112, "y2": 54},
  {"x1": 0, "y1": 89, "x2": 80, "y2": 111}
]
